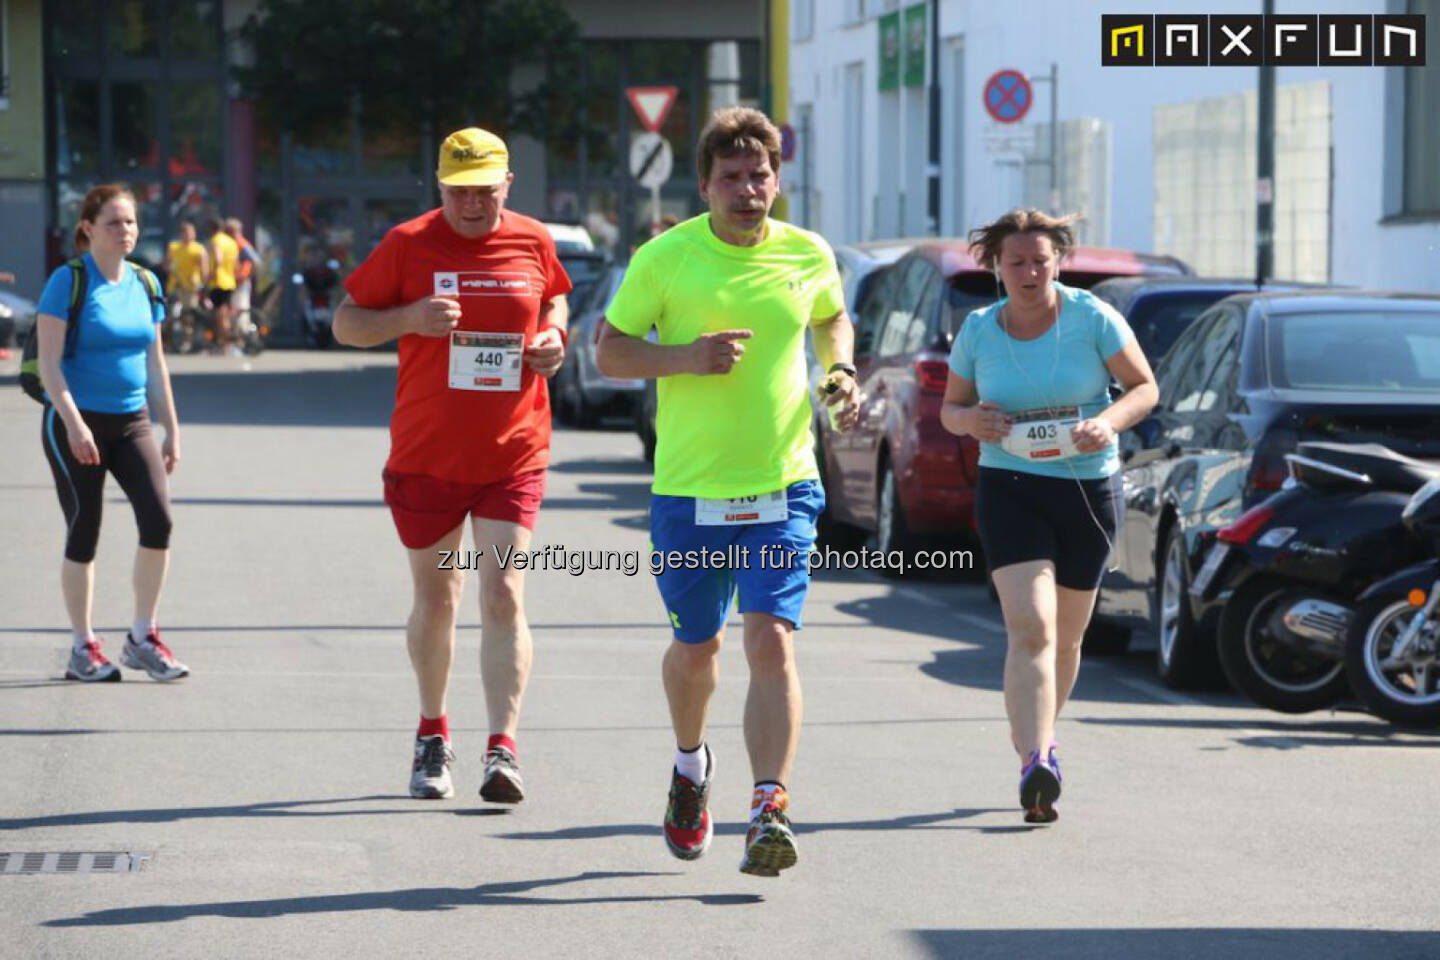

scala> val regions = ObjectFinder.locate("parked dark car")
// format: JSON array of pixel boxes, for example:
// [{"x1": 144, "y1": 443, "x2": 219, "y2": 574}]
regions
[
  {"x1": 1091, "y1": 291, "x2": 1440, "y2": 686},
  {"x1": 1089, "y1": 275, "x2": 1335, "y2": 366},
  {"x1": 817, "y1": 242, "x2": 1191, "y2": 574},
  {"x1": 554, "y1": 264, "x2": 645, "y2": 428}
]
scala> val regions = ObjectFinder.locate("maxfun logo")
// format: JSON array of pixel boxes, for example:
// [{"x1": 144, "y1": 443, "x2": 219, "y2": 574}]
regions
[{"x1": 1101, "y1": 14, "x2": 1425, "y2": 66}]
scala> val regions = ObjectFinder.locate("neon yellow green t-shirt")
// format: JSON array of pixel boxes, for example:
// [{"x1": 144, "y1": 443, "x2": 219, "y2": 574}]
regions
[{"x1": 605, "y1": 214, "x2": 845, "y2": 499}]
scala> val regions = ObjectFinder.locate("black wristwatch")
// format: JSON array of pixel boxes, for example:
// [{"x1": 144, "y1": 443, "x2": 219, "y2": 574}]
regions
[{"x1": 827, "y1": 362, "x2": 858, "y2": 379}]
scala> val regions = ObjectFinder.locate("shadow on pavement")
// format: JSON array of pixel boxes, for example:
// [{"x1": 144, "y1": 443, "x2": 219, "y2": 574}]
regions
[
  {"x1": 1078, "y1": 715, "x2": 1437, "y2": 748},
  {"x1": 169, "y1": 365, "x2": 396, "y2": 428},
  {"x1": 150, "y1": 496, "x2": 385, "y2": 508},
  {"x1": 546, "y1": 455, "x2": 651, "y2": 476},
  {"x1": 494, "y1": 807, "x2": 1022, "y2": 843},
  {"x1": 541, "y1": 480, "x2": 650, "y2": 512},
  {"x1": 0, "y1": 795, "x2": 447, "y2": 830},
  {"x1": 910, "y1": 928, "x2": 1440, "y2": 960},
  {"x1": 43, "y1": 872, "x2": 761, "y2": 926}
]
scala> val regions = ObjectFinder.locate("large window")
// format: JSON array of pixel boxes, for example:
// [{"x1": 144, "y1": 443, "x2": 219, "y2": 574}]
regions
[
  {"x1": 1403, "y1": 0, "x2": 1439, "y2": 215},
  {"x1": 1, "y1": 0, "x2": 9, "y2": 107}
]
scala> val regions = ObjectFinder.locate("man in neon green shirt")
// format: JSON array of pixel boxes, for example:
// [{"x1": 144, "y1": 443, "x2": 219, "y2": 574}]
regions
[{"x1": 598, "y1": 106, "x2": 860, "y2": 877}]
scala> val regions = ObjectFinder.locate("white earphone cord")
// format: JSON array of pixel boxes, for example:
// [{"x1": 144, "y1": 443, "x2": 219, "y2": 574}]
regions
[{"x1": 1000, "y1": 299, "x2": 1120, "y2": 571}]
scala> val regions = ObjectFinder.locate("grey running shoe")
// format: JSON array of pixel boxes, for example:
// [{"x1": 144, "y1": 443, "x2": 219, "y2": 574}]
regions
[
  {"x1": 410, "y1": 736, "x2": 456, "y2": 799},
  {"x1": 65, "y1": 641, "x2": 120, "y2": 683},
  {"x1": 739, "y1": 800, "x2": 799, "y2": 877},
  {"x1": 479, "y1": 746, "x2": 524, "y2": 804},
  {"x1": 121, "y1": 630, "x2": 189, "y2": 681}
]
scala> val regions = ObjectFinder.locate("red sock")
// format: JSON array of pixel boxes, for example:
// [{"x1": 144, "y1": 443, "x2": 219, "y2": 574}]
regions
[
  {"x1": 488, "y1": 733, "x2": 517, "y2": 757},
  {"x1": 417, "y1": 715, "x2": 449, "y2": 741}
]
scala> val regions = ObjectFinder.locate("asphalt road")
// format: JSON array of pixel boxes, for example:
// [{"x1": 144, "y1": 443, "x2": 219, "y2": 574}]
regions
[{"x1": 2, "y1": 350, "x2": 1437, "y2": 959}]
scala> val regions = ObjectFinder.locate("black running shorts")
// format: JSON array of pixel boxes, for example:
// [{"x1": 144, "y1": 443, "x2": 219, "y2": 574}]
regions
[{"x1": 975, "y1": 467, "x2": 1122, "y2": 590}]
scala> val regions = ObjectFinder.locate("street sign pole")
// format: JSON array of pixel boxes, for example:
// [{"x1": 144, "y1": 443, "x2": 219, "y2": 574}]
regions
[
  {"x1": 1257, "y1": 0, "x2": 1276, "y2": 286},
  {"x1": 1028, "y1": 63, "x2": 1059, "y2": 213}
]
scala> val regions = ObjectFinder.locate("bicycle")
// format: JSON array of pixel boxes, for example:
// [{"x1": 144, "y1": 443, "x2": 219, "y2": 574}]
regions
[{"x1": 165, "y1": 291, "x2": 212, "y2": 355}]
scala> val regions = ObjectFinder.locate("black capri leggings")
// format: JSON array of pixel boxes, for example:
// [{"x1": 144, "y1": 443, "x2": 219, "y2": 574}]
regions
[
  {"x1": 976, "y1": 467, "x2": 1122, "y2": 590},
  {"x1": 41, "y1": 406, "x2": 172, "y2": 564}
]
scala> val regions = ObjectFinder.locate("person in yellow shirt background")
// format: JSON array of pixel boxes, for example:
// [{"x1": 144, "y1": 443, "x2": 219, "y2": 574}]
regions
[
  {"x1": 206, "y1": 218, "x2": 240, "y2": 353},
  {"x1": 163, "y1": 222, "x2": 209, "y2": 345}
]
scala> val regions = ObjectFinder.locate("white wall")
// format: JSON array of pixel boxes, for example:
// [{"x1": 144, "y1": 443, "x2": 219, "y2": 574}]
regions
[{"x1": 790, "y1": 0, "x2": 1439, "y2": 290}]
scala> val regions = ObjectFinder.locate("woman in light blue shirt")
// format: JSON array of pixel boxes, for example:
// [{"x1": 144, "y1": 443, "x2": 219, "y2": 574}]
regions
[
  {"x1": 940, "y1": 209, "x2": 1158, "y2": 823},
  {"x1": 36, "y1": 184, "x2": 189, "y2": 684}
]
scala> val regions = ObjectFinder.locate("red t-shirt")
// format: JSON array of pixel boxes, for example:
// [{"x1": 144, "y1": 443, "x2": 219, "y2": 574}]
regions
[{"x1": 345, "y1": 209, "x2": 572, "y2": 485}]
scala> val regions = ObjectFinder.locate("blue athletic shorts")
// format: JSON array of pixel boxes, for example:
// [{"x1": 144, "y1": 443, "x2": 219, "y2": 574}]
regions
[{"x1": 649, "y1": 480, "x2": 824, "y2": 643}]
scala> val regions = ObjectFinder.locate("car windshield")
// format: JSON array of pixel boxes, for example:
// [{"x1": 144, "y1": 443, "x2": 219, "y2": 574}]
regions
[
  {"x1": 561, "y1": 253, "x2": 606, "y2": 289},
  {"x1": 944, "y1": 275, "x2": 999, "y2": 345},
  {"x1": 1129, "y1": 293, "x2": 1233, "y2": 362},
  {"x1": 567, "y1": 279, "x2": 598, "y2": 313},
  {"x1": 1272, "y1": 310, "x2": 1440, "y2": 393}
]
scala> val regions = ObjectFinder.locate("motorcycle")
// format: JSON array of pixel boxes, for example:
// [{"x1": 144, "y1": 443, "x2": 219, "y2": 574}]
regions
[
  {"x1": 294, "y1": 259, "x2": 340, "y2": 349},
  {"x1": 1193, "y1": 442, "x2": 1440, "y2": 713},
  {"x1": 1344, "y1": 475, "x2": 1440, "y2": 726}
]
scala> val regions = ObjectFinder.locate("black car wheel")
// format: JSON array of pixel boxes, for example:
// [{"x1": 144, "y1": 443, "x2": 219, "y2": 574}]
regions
[
  {"x1": 1154, "y1": 525, "x2": 1221, "y2": 689},
  {"x1": 556, "y1": 365, "x2": 597, "y2": 428},
  {"x1": 814, "y1": 430, "x2": 866, "y2": 551},
  {"x1": 1217, "y1": 576, "x2": 1349, "y2": 713},
  {"x1": 877, "y1": 462, "x2": 922, "y2": 579},
  {"x1": 1084, "y1": 619, "x2": 1132, "y2": 656},
  {"x1": 635, "y1": 390, "x2": 657, "y2": 463}
]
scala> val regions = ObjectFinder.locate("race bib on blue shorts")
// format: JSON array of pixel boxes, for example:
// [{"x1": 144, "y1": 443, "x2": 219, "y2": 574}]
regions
[{"x1": 648, "y1": 480, "x2": 824, "y2": 642}]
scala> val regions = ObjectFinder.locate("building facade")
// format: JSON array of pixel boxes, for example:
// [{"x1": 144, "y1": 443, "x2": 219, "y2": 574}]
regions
[
  {"x1": 786, "y1": 0, "x2": 1439, "y2": 289},
  {"x1": 0, "y1": 0, "x2": 766, "y2": 338}
]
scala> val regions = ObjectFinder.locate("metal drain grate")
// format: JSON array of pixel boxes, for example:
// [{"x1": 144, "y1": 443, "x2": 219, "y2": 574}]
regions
[{"x1": 1, "y1": 852, "x2": 152, "y2": 875}]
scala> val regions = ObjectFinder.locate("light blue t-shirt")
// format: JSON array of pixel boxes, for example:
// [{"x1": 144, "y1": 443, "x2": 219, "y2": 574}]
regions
[
  {"x1": 37, "y1": 255, "x2": 163, "y2": 414},
  {"x1": 948, "y1": 282, "x2": 1131, "y2": 479}
]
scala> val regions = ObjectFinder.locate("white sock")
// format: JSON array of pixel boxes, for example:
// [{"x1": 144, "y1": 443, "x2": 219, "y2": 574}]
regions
[
  {"x1": 674, "y1": 743, "x2": 710, "y2": 784},
  {"x1": 132, "y1": 620, "x2": 157, "y2": 643},
  {"x1": 72, "y1": 631, "x2": 97, "y2": 652}
]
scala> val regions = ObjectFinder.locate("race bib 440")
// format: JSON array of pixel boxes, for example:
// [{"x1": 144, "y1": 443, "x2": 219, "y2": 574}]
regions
[{"x1": 449, "y1": 331, "x2": 524, "y2": 391}]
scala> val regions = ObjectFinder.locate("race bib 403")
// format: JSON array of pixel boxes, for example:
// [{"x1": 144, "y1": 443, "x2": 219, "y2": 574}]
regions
[{"x1": 1000, "y1": 405, "x2": 1082, "y2": 461}]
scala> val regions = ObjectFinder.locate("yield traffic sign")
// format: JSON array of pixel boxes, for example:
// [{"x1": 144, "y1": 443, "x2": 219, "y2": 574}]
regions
[{"x1": 626, "y1": 86, "x2": 678, "y2": 133}]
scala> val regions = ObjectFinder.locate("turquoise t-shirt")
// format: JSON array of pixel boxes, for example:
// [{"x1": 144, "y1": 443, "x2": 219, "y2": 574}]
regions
[
  {"x1": 36, "y1": 255, "x2": 163, "y2": 414},
  {"x1": 948, "y1": 282, "x2": 1131, "y2": 479}
]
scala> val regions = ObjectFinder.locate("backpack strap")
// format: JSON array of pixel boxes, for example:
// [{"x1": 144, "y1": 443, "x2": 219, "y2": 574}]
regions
[
  {"x1": 62, "y1": 258, "x2": 87, "y2": 359},
  {"x1": 127, "y1": 261, "x2": 164, "y2": 310}
]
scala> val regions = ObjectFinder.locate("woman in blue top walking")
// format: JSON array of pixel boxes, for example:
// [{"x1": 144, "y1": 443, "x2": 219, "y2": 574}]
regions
[
  {"x1": 940, "y1": 209, "x2": 1158, "y2": 823},
  {"x1": 36, "y1": 184, "x2": 189, "y2": 683}
]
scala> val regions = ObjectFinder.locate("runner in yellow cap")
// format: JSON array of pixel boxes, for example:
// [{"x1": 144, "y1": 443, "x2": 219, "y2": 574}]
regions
[{"x1": 333, "y1": 126, "x2": 572, "y2": 806}]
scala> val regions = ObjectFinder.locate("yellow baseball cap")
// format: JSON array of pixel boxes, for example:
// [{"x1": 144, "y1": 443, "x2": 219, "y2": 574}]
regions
[{"x1": 437, "y1": 127, "x2": 510, "y2": 186}]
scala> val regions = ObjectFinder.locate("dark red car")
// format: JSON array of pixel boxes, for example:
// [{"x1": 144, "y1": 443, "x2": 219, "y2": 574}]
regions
[{"x1": 816, "y1": 242, "x2": 1190, "y2": 575}]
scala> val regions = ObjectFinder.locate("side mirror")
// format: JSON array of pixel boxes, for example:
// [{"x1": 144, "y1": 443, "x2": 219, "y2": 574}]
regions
[{"x1": 1130, "y1": 417, "x2": 1162, "y2": 448}]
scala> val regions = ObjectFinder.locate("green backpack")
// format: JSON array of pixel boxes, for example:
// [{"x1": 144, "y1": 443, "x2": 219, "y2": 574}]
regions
[{"x1": 19, "y1": 258, "x2": 164, "y2": 404}]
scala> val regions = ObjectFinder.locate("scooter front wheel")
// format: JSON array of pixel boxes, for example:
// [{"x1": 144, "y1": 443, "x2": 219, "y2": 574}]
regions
[
  {"x1": 1217, "y1": 577, "x2": 1349, "y2": 713},
  {"x1": 1345, "y1": 595, "x2": 1440, "y2": 727}
]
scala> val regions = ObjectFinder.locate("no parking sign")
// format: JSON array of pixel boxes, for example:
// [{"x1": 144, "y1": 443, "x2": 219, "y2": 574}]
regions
[{"x1": 983, "y1": 70, "x2": 1032, "y2": 125}]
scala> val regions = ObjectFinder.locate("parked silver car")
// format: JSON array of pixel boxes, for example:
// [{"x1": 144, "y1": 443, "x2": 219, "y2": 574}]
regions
[
  {"x1": 0, "y1": 289, "x2": 38, "y2": 348},
  {"x1": 553, "y1": 264, "x2": 645, "y2": 428}
]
